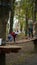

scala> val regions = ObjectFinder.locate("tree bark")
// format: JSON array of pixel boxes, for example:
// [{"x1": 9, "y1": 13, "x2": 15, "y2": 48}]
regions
[
  {"x1": 25, "y1": 8, "x2": 28, "y2": 36},
  {"x1": 10, "y1": 0, "x2": 15, "y2": 33},
  {"x1": 0, "y1": 16, "x2": 8, "y2": 41},
  {"x1": 0, "y1": 0, "x2": 11, "y2": 41}
]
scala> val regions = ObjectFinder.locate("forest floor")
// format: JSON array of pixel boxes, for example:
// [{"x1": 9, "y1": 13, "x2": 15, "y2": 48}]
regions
[
  {"x1": 6, "y1": 41, "x2": 37, "y2": 65},
  {"x1": 5, "y1": 33, "x2": 37, "y2": 65}
]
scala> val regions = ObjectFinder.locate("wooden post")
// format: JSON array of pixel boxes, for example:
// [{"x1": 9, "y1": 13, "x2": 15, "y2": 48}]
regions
[
  {"x1": 33, "y1": 22, "x2": 37, "y2": 52},
  {"x1": 0, "y1": 45, "x2": 21, "y2": 65},
  {"x1": 33, "y1": 39, "x2": 37, "y2": 52},
  {"x1": 0, "y1": 53, "x2": 5, "y2": 65}
]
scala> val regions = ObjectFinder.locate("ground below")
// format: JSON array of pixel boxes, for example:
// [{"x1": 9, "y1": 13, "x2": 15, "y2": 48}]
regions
[{"x1": 5, "y1": 41, "x2": 37, "y2": 65}]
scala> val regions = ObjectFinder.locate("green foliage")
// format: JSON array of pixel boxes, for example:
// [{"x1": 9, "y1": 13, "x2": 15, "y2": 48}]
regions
[
  {"x1": 13, "y1": 0, "x2": 37, "y2": 34},
  {"x1": 21, "y1": 0, "x2": 33, "y2": 19}
]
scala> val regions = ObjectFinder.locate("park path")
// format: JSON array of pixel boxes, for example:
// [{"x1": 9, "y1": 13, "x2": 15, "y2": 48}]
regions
[
  {"x1": 6, "y1": 40, "x2": 37, "y2": 65},
  {"x1": 6, "y1": 37, "x2": 36, "y2": 44}
]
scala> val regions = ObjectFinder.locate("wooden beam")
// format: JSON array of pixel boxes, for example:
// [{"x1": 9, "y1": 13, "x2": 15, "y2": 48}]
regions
[{"x1": 0, "y1": 45, "x2": 22, "y2": 53}]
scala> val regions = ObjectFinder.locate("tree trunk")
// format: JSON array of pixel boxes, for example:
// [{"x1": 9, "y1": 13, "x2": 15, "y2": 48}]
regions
[
  {"x1": 33, "y1": 6, "x2": 36, "y2": 22},
  {"x1": 10, "y1": 12, "x2": 13, "y2": 32},
  {"x1": 0, "y1": 0, "x2": 11, "y2": 41},
  {"x1": 20, "y1": 25, "x2": 22, "y2": 32},
  {"x1": 0, "y1": 16, "x2": 8, "y2": 41},
  {"x1": 32, "y1": 0, "x2": 37, "y2": 36},
  {"x1": 10, "y1": 0, "x2": 15, "y2": 33},
  {"x1": 25, "y1": 8, "x2": 28, "y2": 36}
]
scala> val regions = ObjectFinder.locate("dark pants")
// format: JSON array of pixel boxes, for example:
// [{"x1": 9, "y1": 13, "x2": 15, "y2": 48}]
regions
[
  {"x1": 29, "y1": 28, "x2": 33, "y2": 37},
  {"x1": 13, "y1": 34, "x2": 17, "y2": 42},
  {"x1": 13, "y1": 37, "x2": 15, "y2": 42}
]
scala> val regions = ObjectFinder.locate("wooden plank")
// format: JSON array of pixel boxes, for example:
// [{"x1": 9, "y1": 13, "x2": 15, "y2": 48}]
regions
[
  {"x1": 0, "y1": 45, "x2": 22, "y2": 53},
  {"x1": 6, "y1": 37, "x2": 37, "y2": 44},
  {"x1": 24, "y1": 37, "x2": 37, "y2": 42},
  {"x1": 0, "y1": 45, "x2": 22, "y2": 49}
]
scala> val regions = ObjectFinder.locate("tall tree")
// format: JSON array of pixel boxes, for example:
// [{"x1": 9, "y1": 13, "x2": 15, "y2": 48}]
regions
[
  {"x1": 33, "y1": 0, "x2": 37, "y2": 36},
  {"x1": 21, "y1": 0, "x2": 30, "y2": 36},
  {"x1": 0, "y1": 0, "x2": 15, "y2": 40},
  {"x1": 10, "y1": 0, "x2": 15, "y2": 33},
  {"x1": 0, "y1": 0, "x2": 11, "y2": 41}
]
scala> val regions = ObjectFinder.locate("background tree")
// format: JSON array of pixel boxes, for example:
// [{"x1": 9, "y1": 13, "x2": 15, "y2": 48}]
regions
[{"x1": 9, "y1": 0, "x2": 15, "y2": 33}]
